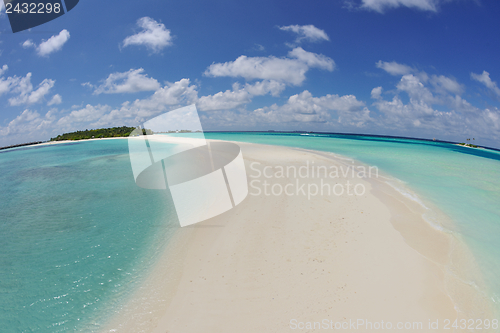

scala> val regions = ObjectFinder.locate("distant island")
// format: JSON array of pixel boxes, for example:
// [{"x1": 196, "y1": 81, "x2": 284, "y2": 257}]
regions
[
  {"x1": 50, "y1": 126, "x2": 149, "y2": 141},
  {"x1": 50, "y1": 127, "x2": 203, "y2": 141},
  {"x1": 457, "y1": 138, "x2": 479, "y2": 148},
  {"x1": 457, "y1": 143, "x2": 479, "y2": 148}
]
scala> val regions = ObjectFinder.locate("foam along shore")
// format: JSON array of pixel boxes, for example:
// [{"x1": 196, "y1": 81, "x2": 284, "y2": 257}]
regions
[{"x1": 102, "y1": 141, "x2": 493, "y2": 333}]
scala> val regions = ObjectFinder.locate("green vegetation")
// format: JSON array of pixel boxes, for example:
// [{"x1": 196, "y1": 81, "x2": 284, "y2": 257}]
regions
[
  {"x1": 458, "y1": 143, "x2": 479, "y2": 148},
  {"x1": 50, "y1": 126, "x2": 150, "y2": 141},
  {"x1": 458, "y1": 137, "x2": 479, "y2": 148}
]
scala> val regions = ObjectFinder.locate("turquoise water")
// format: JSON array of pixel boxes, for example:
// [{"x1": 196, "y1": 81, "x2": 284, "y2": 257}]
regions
[
  {"x1": 0, "y1": 140, "x2": 179, "y2": 332},
  {"x1": 1, "y1": 133, "x2": 500, "y2": 331}
]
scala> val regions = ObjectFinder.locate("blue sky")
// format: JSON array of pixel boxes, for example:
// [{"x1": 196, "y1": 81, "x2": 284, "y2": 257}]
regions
[{"x1": 0, "y1": 0, "x2": 499, "y2": 147}]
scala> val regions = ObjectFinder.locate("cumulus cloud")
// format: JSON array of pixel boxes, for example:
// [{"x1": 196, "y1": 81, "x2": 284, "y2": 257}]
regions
[
  {"x1": 22, "y1": 40, "x2": 35, "y2": 49},
  {"x1": 396, "y1": 74, "x2": 437, "y2": 104},
  {"x1": 360, "y1": 0, "x2": 440, "y2": 13},
  {"x1": 37, "y1": 30, "x2": 70, "y2": 57},
  {"x1": 244, "y1": 80, "x2": 286, "y2": 97},
  {"x1": 430, "y1": 75, "x2": 463, "y2": 95},
  {"x1": 0, "y1": 68, "x2": 56, "y2": 106},
  {"x1": 279, "y1": 25, "x2": 330, "y2": 43},
  {"x1": 127, "y1": 79, "x2": 198, "y2": 114},
  {"x1": 4, "y1": 56, "x2": 500, "y2": 148},
  {"x1": 471, "y1": 71, "x2": 500, "y2": 96},
  {"x1": 376, "y1": 60, "x2": 414, "y2": 76},
  {"x1": 369, "y1": 68, "x2": 500, "y2": 144},
  {"x1": 0, "y1": 75, "x2": 290, "y2": 138},
  {"x1": 0, "y1": 109, "x2": 56, "y2": 142},
  {"x1": 123, "y1": 17, "x2": 173, "y2": 53},
  {"x1": 377, "y1": 61, "x2": 464, "y2": 99},
  {"x1": 253, "y1": 90, "x2": 370, "y2": 126},
  {"x1": 87, "y1": 79, "x2": 198, "y2": 128},
  {"x1": 204, "y1": 47, "x2": 334, "y2": 86},
  {"x1": 372, "y1": 94, "x2": 500, "y2": 141},
  {"x1": 288, "y1": 47, "x2": 335, "y2": 70},
  {"x1": 197, "y1": 88, "x2": 251, "y2": 111},
  {"x1": 47, "y1": 94, "x2": 62, "y2": 106},
  {"x1": 0, "y1": 64, "x2": 8, "y2": 77},
  {"x1": 6, "y1": 73, "x2": 55, "y2": 106},
  {"x1": 57, "y1": 104, "x2": 112, "y2": 129},
  {"x1": 93, "y1": 68, "x2": 161, "y2": 94},
  {"x1": 371, "y1": 86, "x2": 383, "y2": 99},
  {"x1": 0, "y1": 75, "x2": 21, "y2": 96},
  {"x1": 197, "y1": 80, "x2": 286, "y2": 111}
]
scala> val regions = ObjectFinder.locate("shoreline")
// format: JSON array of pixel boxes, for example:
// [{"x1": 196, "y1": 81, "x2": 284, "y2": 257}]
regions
[
  {"x1": 101, "y1": 140, "x2": 494, "y2": 332},
  {"x1": 0, "y1": 137, "x2": 129, "y2": 152},
  {"x1": 37, "y1": 137, "x2": 128, "y2": 146}
]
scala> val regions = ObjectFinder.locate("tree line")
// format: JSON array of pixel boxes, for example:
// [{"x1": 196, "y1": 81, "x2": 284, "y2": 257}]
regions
[{"x1": 50, "y1": 126, "x2": 152, "y2": 141}]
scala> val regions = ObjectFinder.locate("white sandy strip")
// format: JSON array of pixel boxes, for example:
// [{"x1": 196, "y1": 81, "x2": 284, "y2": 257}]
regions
[
  {"x1": 102, "y1": 141, "x2": 492, "y2": 333},
  {"x1": 35, "y1": 137, "x2": 127, "y2": 146}
]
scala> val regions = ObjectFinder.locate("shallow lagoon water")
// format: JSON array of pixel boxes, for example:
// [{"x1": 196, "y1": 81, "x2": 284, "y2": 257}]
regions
[{"x1": 1, "y1": 133, "x2": 499, "y2": 331}]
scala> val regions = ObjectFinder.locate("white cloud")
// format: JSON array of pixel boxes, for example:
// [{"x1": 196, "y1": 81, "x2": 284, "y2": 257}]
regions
[
  {"x1": 8, "y1": 73, "x2": 55, "y2": 106},
  {"x1": 47, "y1": 94, "x2": 62, "y2": 106},
  {"x1": 196, "y1": 80, "x2": 286, "y2": 111},
  {"x1": 128, "y1": 78, "x2": 197, "y2": 114},
  {"x1": 0, "y1": 109, "x2": 56, "y2": 140},
  {"x1": 0, "y1": 64, "x2": 8, "y2": 77},
  {"x1": 374, "y1": 96, "x2": 435, "y2": 121},
  {"x1": 373, "y1": 93, "x2": 500, "y2": 142},
  {"x1": 93, "y1": 68, "x2": 161, "y2": 94},
  {"x1": 396, "y1": 74, "x2": 436, "y2": 104},
  {"x1": 22, "y1": 40, "x2": 35, "y2": 49},
  {"x1": 0, "y1": 73, "x2": 22, "y2": 96},
  {"x1": 368, "y1": 68, "x2": 500, "y2": 144},
  {"x1": 288, "y1": 47, "x2": 335, "y2": 71},
  {"x1": 204, "y1": 47, "x2": 334, "y2": 85},
  {"x1": 471, "y1": 71, "x2": 500, "y2": 96},
  {"x1": 254, "y1": 44, "x2": 265, "y2": 51},
  {"x1": 244, "y1": 80, "x2": 286, "y2": 97},
  {"x1": 57, "y1": 104, "x2": 111, "y2": 129},
  {"x1": 88, "y1": 79, "x2": 198, "y2": 128},
  {"x1": 376, "y1": 60, "x2": 414, "y2": 76},
  {"x1": 430, "y1": 75, "x2": 464, "y2": 95},
  {"x1": 10, "y1": 77, "x2": 284, "y2": 134},
  {"x1": 197, "y1": 88, "x2": 250, "y2": 111},
  {"x1": 361, "y1": 0, "x2": 440, "y2": 13},
  {"x1": 253, "y1": 90, "x2": 370, "y2": 126},
  {"x1": 279, "y1": 25, "x2": 330, "y2": 43},
  {"x1": 371, "y1": 86, "x2": 383, "y2": 99},
  {"x1": 123, "y1": 17, "x2": 173, "y2": 53},
  {"x1": 37, "y1": 30, "x2": 70, "y2": 57},
  {"x1": 4, "y1": 59, "x2": 500, "y2": 148}
]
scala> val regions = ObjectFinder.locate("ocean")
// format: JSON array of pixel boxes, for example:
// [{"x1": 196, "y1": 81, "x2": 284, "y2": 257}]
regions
[
  {"x1": 1, "y1": 132, "x2": 499, "y2": 331},
  {"x1": 0, "y1": 140, "x2": 178, "y2": 332}
]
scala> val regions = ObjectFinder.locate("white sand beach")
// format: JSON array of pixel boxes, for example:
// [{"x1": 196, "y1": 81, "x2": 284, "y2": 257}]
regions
[{"x1": 102, "y1": 141, "x2": 493, "y2": 333}]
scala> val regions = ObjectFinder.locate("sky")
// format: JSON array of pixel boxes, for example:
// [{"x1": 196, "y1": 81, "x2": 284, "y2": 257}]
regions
[{"x1": 0, "y1": 0, "x2": 499, "y2": 148}]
